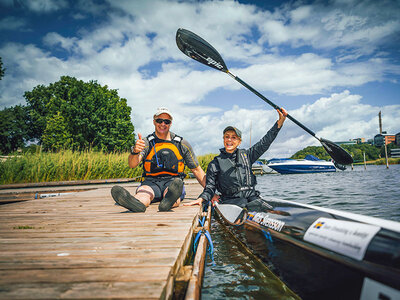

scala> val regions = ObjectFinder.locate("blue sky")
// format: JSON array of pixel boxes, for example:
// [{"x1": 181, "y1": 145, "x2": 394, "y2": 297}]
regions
[{"x1": 1, "y1": 0, "x2": 399, "y2": 158}]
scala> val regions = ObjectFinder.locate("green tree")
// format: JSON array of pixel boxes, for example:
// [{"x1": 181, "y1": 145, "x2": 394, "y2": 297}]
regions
[
  {"x1": 42, "y1": 112, "x2": 73, "y2": 151},
  {"x1": 0, "y1": 105, "x2": 32, "y2": 154},
  {"x1": 24, "y1": 76, "x2": 135, "y2": 152},
  {"x1": 291, "y1": 143, "x2": 382, "y2": 162},
  {"x1": 291, "y1": 145, "x2": 331, "y2": 160}
]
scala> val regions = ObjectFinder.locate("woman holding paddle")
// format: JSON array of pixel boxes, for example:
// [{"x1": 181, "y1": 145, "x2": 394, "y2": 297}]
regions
[{"x1": 185, "y1": 108, "x2": 287, "y2": 209}]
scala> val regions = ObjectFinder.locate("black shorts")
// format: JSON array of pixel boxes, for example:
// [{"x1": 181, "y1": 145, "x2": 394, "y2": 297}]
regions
[{"x1": 138, "y1": 177, "x2": 186, "y2": 202}]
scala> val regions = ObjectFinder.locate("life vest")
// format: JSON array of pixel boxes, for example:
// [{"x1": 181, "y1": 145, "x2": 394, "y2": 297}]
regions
[
  {"x1": 215, "y1": 149, "x2": 257, "y2": 199},
  {"x1": 143, "y1": 133, "x2": 186, "y2": 178}
]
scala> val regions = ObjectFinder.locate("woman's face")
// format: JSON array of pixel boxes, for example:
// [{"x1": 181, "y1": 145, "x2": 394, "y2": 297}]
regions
[{"x1": 223, "y1": 130, "x2": 241, "y2": 153}]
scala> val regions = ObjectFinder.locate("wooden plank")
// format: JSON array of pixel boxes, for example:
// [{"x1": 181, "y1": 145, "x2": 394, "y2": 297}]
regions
[
  {"x1": 0, "y1": 282, "x2": 165, "y2": 299},
  {"x1": 0, "y1": 181, "x2": 204, "y2": 299},
  {"x1": 0, "y1": 257, "x2": 177, "y2": 270},
  {"x1": 0, "y1": 267, "x2": 172, "y2": 284}
]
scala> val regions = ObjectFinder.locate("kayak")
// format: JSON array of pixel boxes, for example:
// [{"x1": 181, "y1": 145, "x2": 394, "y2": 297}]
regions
[{"x1": 214, "y1": 198, "x2": 400, "y2": 300}]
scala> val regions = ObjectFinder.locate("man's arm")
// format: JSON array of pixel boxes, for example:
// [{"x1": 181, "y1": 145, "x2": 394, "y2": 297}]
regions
[
  {"x1": 128, "y1": 153, "x2": 143, "y2": 168},
  {"x1": 180, "y1": 138, "x2": 205, "y2": 186},
  {"x1": 191, "y1": 165, "x2": 206, "y2": 188}
]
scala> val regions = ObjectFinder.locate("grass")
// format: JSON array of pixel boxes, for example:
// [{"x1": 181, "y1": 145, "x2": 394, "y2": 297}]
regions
[
  {"x1": 353, "y1": 157, "x2": 400, "y2": 165},
  {"x1": 0, "y1": 149, "x2": 217, "y2": 185}
]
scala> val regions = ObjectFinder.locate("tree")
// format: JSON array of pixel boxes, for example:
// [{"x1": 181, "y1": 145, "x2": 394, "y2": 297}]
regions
[
  {"x1": 0, "y1": 105, "x2": 32, "y2": 154},
  {"x1": 24, "y1": 76, "x2": 135, "y2": 152},
  {"x1": 291, "y1": 143, "x2": 382, "y2": 162},
  {"x1": 42, "y1": 112, "x2": 73, "y2": 151}
]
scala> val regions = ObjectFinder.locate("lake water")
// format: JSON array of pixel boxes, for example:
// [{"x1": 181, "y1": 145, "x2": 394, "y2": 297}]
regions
[{"x1": 201, "y1": 164, "x2": 400, "y2": 299}]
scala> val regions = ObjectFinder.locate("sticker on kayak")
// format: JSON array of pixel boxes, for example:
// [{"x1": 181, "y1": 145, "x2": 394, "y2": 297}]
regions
[
  {"x1": 248, "y1": 212, "x2": 285, "y2": 232},
  {"x1": 360, "y1": 277, "x2": 400, "y2": 300},
  {"x1": 304, "y1": 217, "x2": 380, "y2": 261}
]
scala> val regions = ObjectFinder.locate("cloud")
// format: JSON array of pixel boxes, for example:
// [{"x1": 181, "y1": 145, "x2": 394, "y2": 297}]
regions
[
  {"x1": 257, "y1": 0, "x2": 400, "y2": 58},
  {"x1": 0, "y1": 16, "x2": 27, "y2": 31},
  {"x1": 20, "y1": 0, "x2": 68, "y2": 13},
  {"x1": 0, "y1": 42, "x2": 68, "y2": 107}
]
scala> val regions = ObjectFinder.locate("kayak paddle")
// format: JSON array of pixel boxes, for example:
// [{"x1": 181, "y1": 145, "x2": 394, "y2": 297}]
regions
[
  {"x1": 214, "y1": 202, "x2": 247, "y2": 226},
  {"x1": 176, "y1": 28, "x2": 353, "y2": 165}
]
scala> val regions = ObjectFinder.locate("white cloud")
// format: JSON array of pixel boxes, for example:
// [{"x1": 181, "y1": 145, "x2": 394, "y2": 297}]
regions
[{"x1": 258, "y1": 0, "x2": 400, "y2": 58}]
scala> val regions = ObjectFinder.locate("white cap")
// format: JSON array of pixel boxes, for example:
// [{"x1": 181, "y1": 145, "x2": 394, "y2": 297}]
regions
[{"x1": 154, "y1": 107, "x2": 173, "y2": 120}]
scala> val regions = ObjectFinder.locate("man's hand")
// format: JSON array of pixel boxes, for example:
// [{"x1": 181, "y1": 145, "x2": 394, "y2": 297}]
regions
[
  {"x1": 133, "y1": 133, "x2": 145, "y2": 154},
  {"x1": 183, "y1": 197, "x2": 204, "y2": 206}
]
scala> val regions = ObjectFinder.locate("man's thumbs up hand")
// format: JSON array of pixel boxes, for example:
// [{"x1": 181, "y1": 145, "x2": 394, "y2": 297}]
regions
[{"x1": 132, "y1": 133, "x2": 145, "y2": 154}]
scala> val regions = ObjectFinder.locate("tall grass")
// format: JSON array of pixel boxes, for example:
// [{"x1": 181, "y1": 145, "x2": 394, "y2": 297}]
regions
[{"x1": 0, "y1": 150, "x2": 217, "y2": 185}]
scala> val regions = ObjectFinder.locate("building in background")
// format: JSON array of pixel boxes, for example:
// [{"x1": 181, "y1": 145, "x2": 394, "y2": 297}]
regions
[
  {"x1": 396, "y1": 132, "x2": 400, "y2": 146},
  {"x1": 374, "y1": 134, "x2": 396, "y2": 147}
]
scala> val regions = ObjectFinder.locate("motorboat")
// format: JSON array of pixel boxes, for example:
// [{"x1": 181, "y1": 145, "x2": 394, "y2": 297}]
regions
[{"x1": 267, "y1": 155, "x2": 337, "y2": 174}]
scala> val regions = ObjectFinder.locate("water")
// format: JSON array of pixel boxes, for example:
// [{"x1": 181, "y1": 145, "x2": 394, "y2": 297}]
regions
[
  {"x1": 201, "y1": 164, "x2": 400, "y2": 299},
  {"x1": 260, "y1": 164, "x2": 400, "y2": 222}
]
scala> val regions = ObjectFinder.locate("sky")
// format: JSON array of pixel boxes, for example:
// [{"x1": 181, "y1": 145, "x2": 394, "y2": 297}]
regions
[{"x1": 1, "y1": 0, "x2": 399, "y2": 159}]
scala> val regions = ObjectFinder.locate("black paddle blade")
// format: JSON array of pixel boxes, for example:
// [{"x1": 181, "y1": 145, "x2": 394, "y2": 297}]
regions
[
  {"x1": 176, "y1": 28, "x2": 228, "y2": 72},
  {"x1": 320, "y1": 138, "x2": 353, "y2": 165}
]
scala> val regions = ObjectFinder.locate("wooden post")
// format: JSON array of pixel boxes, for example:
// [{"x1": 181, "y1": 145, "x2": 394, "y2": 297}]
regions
[
  {"x1": 363, "y1": 152, "x2": 367, "y2": 170},
  {"x1": 378, "y1": 111, "x2": 389, "y2": 169}
]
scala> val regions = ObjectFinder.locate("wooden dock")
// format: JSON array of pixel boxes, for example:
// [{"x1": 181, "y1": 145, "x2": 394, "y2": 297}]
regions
[{"x1": 0, "y1": 180, "x2": 205, "y2": 299}]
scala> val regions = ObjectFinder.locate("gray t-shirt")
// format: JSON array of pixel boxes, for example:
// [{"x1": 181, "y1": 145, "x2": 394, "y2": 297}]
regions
[{"x1": 140, "y1": 132, "x2": 199, "y2": 169}]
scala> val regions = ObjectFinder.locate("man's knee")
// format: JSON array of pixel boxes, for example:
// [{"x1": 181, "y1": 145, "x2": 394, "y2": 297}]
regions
[{"x1": 135, "y1": 185, "x2": 155, "y2": 206}]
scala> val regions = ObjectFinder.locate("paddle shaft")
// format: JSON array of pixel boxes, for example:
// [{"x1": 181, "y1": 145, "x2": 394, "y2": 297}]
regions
[{"x1": 228, "y1": 71, "x2": 318, "y2": 138}]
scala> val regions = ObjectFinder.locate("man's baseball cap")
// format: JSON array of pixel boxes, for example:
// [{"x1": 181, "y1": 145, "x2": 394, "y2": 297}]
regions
[
  {"x1": 223, "y1": 126, "x2": 242, "y2": 139},
  {"x1": 154, "y1": 107, "x2": 173, "y2": 120}
]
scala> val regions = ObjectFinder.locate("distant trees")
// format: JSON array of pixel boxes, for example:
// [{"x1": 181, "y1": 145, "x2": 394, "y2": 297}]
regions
[
  {"x1": 291, "y1": 145, "x2": 331, "y2": 161},
  {"x1": 291, "y1": 143, "x2": 389, "y2": 162},
  {"x1": 0, "y1": 105, "x2": 33, "y2": 154},
  {"x1": 0, "y1": 76, "x2": 136, "y2": 154}
]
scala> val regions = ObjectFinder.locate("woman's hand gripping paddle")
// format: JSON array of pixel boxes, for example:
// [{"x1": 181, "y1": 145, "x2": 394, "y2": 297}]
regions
[{"x1": 176, "y1": 28, "x2": 353, "y2": 165}]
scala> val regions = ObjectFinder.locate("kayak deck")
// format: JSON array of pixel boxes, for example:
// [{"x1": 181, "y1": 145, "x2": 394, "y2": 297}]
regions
[{"x1": 215, "y1": 198, "x2": 400, "y2": 299}]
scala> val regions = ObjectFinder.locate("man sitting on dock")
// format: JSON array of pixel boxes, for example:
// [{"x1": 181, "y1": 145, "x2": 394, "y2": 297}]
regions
[{"x1": 111, "y1": 107, "x2": 206, "y2": 212}]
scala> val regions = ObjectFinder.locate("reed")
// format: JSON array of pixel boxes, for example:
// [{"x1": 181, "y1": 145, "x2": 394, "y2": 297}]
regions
[{"x1": 0, "y1": 150, "x2": 216, "y2": 185}]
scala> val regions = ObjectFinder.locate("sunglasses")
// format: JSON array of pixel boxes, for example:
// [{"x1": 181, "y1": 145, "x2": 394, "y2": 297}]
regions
[{"x1": 155, "y1": 118, "x2": 172, "y2": 125}]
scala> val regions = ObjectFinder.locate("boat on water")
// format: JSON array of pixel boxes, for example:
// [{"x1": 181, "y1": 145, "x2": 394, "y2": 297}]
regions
[
  {"x1": 215, "y1": 199, "x2": 400, "y2": 300},
  {"x1": 267, "y1": 155, "x2": 339, "y2": 174}
]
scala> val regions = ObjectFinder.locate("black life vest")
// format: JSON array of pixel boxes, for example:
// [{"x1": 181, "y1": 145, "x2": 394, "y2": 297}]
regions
[
  {"x1": 143, "y1": 133, "x2": 185, "y2": 178},
  {"x1": 215, "y1": 149, "x2": 257, "y2": 199}
]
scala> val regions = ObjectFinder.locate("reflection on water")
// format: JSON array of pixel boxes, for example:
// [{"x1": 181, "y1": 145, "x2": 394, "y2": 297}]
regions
[
  {"x1": 201, "y1": 220, "x2": 299, "y2": 300},
  {"x1": 201, "y1": 164, "x2": 400, "y2": 299}
]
